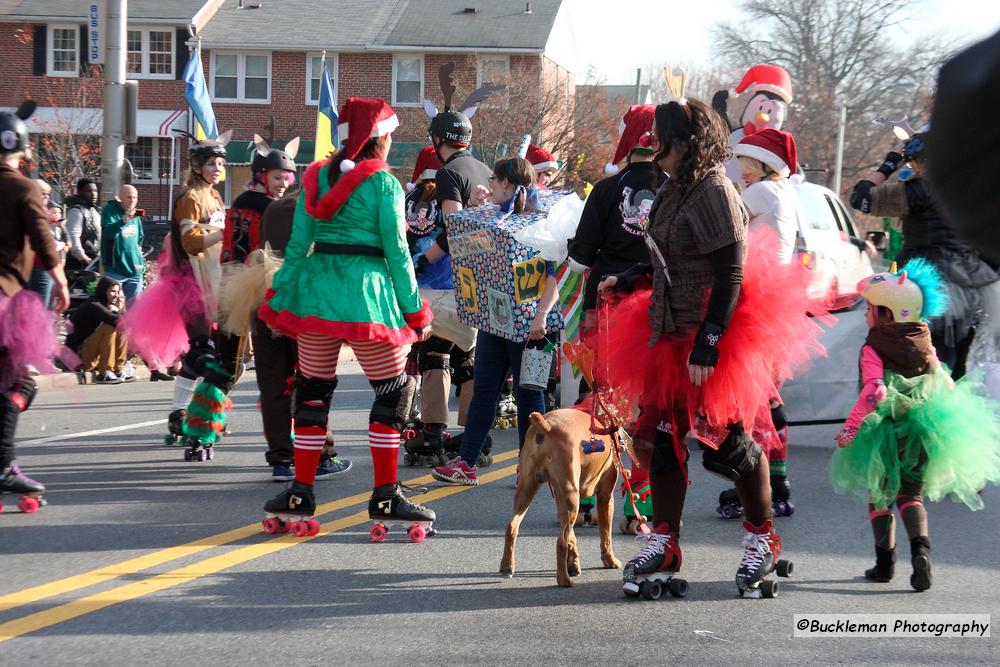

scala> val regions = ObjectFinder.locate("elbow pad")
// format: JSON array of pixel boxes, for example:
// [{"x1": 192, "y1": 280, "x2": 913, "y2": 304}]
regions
[{"x1": 850, "y1": 180, "x2": 875, "y2": 214}]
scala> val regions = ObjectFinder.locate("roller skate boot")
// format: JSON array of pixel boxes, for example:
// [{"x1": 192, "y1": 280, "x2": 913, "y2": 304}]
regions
[
  {"x1": 736, "y1": 519, "x2": 793, "y2": 598},
  {"x1": 182, "y1": 437, "x2": 215, "y2": 462},
  {"x1": 403, "y1": 427, "x2": 446, "y2": 467},
  {"x1": 0, "y1": 464, "x2": 47, "y2": 513},
  {"x1": 163, "y1": 409, "x2": 186, "y2": 446},
  {"x1": 494, "y1": 387, "x2": 517, "y2": 429},
  {"x1": 576, "y1": 496, "x2": 597, "y2": 527},
  {"x1": 716, "y1": 487, "x2": 743, "y2": 519},
  {"x1": 770, "y1": 474, "x2": 794, "y2": 517},
  {"x1": 909, "y1": 536, "x2": 932, "y2": 591},
  {"x1": 622, "y1": 525, "x2": 687, "y2": 600},
  {"x1": 262, "y1": 481, "x2": 319, "y2": 537},
  {"x1": 368, "y1": 482, "x2": 436, "y2": 542},
  {"x1": 864, "y1": 545, "x2": 895, "y2": 582}
]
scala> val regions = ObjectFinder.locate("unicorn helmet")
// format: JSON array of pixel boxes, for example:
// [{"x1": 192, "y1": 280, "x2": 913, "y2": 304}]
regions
[{"x1": 856, "y1": 258, "x2": 948, "y2": 323}]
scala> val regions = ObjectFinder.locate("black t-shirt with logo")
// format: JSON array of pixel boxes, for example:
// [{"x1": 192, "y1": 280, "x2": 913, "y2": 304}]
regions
[
  {"x1": 568, "y1": 161, "x2": 662, "y2": 309},
  {"x1": 404, "y1": 183, "x2": 441, "y2": 253},
  {"x1": 434, "y1": 150, "x2": 492, "y2": 254}
]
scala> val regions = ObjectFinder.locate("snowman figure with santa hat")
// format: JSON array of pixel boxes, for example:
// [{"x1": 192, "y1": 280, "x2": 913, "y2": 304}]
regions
[{"x1": 713, "y1": 64, "x2": 794, "y2": 188}]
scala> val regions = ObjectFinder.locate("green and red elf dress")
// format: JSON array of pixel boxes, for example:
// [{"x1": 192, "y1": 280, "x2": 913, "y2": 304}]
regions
[{"x1": 259, "y1": 158, "x2": 432, "y2": 343}]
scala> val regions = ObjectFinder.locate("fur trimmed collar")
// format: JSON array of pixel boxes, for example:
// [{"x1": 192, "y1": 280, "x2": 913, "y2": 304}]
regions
[{"x1": 303, "y1": 159, "x2": 389, "y2": 220}]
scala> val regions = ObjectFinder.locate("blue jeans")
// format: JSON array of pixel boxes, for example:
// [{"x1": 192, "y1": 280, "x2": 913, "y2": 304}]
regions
[
  {"x1": 27, "y1": 267, "x2": 54, "y2": 309},
  {"x1": 105, "y1": 270, "x2": 144, "y2": 305},
  {"x1": 457, "y1": 331, "x2": 551, "y2": 467}
]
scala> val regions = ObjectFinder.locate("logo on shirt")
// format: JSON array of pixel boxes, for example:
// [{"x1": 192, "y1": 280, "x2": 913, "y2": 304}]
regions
[
  {"x1": 405, "y1": 198, "x2": 439, "y2": 236},
  {"x1": 620, "y1": 186, "x2": 656, "y2": 236}
]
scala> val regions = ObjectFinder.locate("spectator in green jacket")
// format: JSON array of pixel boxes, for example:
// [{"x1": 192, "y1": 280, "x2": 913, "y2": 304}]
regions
[{"x1": 101, "y1": 184, "x2": 145, "y2": 304}]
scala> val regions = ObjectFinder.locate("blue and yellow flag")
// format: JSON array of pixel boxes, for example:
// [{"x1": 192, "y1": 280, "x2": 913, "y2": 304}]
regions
[
  {"x1": 182, "y1": 44, "x2": 218, "y2": 139},
  {"x1": 314, "y1": 59, "x2": 338, "y2": 161}
]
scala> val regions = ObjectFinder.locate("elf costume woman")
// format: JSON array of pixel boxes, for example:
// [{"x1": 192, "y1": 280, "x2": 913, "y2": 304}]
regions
[
  {"x1": 831, "y1": 259, "x2": 1000, "y2": 591},
  {"x1": 258, "y1": 97, "x2": 435, "y2": 534}
]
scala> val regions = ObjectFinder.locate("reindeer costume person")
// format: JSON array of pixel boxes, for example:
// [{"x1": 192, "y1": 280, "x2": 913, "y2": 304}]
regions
[{"x1": 401, "y1": 63, "x2": 504, "y2": 467}]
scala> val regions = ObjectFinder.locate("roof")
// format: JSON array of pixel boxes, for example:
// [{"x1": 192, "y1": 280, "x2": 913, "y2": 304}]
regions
[
  {"x1": 197, "y1": 0, "x2": 561, "y2": 52},
  {"x1": 0, "y1": 0, "x2": 218, "y2": 25},
  {"x1": 578, "y1": 84, "x2": 653, "y2": 106}
]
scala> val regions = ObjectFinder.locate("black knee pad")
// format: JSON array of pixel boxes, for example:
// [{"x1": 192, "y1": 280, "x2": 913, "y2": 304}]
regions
[
  {"x1": 294, "y1": 375, "x2": 338, "y2": 428},
  {"x1": 182, "y1": 336, "x2": 215, "y2": 376},
  {"x1": 770, "y1": 403, "x2": 788, "y2": 431},
  {"x1": 370, "y1": 373, "x2": 416, "y2": 431},
  {"x1": 702, "y1": 426, "x2": 762, "y2": 482},
  {"x1": 648, "y1": 424, "x2": 687, "y2": 474}
]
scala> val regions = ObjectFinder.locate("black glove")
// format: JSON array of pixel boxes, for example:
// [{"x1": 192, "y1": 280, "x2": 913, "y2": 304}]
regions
[
  {"x1": 688, "y1": 321, "x2": 724, "y2": 367},
  {"x1": 414, "y1": 254, "x2": 430, "y2": 276},
  {"x1": 10, "y1": 376, "x2": 38, "y2": 412},
  {"x1": 612, "y1": 263, "x2": 653, "y2": 294},
  {"x1": 876, "y1": 151, "x2": 904, "y2": 178}
]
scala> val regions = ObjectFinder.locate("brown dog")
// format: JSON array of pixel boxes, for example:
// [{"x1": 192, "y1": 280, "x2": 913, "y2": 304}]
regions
[{"x1": 500, "y1": 409, "x2": 621, "y2": 587}]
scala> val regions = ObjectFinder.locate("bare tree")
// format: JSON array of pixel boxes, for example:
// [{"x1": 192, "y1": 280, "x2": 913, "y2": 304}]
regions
[
  {"x1": 712, "y1": 0, "x2": 957, "y2": 199},
  {"x1": 30, "y1": 87, "x2": 103, "y2": 204}
]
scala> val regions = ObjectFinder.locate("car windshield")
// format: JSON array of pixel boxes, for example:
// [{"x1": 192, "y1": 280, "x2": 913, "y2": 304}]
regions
[{"x1": 797, "y1": 187, "x2": 837, "y2": 231}]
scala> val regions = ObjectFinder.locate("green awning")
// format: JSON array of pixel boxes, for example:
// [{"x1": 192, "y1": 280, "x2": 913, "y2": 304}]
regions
[{"x1": 226, "y1": 140, "x2": 317, "y2": 166}]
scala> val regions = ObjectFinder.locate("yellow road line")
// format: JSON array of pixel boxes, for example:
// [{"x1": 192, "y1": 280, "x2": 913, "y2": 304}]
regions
[
  {"x1": 0, "y1": 461, "x2": 518, "y2": 643},
  {"x1": 0, "y1": 449, "x2": 518, "y2": 615}
]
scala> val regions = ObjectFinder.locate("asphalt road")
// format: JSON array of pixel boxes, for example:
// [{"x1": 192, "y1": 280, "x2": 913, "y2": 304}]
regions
[{"x1": 1, "y1": 353, "x2": 997, "y2": 666}]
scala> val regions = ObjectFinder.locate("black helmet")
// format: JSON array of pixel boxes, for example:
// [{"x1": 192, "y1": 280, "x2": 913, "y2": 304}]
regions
[
  {"x1": 177, "y1": 129, "x2": 232, "y2": 167},
  {"x1": 0, "y1": 100, "x2": 36, "y2": 154},
  {"x1": 251, "y1": 135, "x2": 299, "y2": 174},
  {"x1": 429, "y1": 110, "x2": 472, "y2": 146},
  {"x1": 903, "y1": 131, "x2": 928, "y2": 162}
]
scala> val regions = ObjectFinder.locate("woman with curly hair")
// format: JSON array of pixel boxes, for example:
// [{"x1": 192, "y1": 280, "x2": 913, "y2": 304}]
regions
[{"x1": 596, "y1": 98, "x2": 823, "y2": 597}]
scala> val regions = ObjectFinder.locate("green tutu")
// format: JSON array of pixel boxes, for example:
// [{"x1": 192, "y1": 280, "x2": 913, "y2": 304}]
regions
[{"x1": 830, "y1": 368, "x2": 1000, "y2": 510}]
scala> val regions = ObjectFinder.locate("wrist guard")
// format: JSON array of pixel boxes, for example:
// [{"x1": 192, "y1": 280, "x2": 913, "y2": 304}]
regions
[
  {"x1": 876, "y1": 151, "x2": 903, "y2": 178},
  {"x1": 689, "y1": 321, "x2": 724, "y2": 367},
  {"x1": 11, "y1": 376, "x2": 39, "y2": 412}
]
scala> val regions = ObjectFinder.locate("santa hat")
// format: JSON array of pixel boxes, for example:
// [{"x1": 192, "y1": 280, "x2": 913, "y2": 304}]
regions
[
  {"x1": 335, "y1": 97, "x2": 399, "y2": 173},
  {"x1": 733, "y1": 128, "x2": 799, "y2": 178},
  {"x1": 606, "y1": 104, "x2": 656, "y2": 175},
  {"x1": 525, "y1": 144, "x2": 558, "y2": 172},
  {"x1": 734, "y1": 64, "x2": 793, "y2": 104},
  {"x1": 407, "y1": 145, "x2": 443, "y2": 190}
]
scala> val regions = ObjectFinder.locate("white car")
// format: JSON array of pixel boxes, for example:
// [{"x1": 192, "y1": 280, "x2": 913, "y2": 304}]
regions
[{"x1": 792, "y1": 181, "x2": 874, "y2": 310}]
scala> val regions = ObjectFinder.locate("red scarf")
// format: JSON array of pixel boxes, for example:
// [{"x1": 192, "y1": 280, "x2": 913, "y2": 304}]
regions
[{"x1": 303, "y1": 158, "x2": 389, "y2": 220}]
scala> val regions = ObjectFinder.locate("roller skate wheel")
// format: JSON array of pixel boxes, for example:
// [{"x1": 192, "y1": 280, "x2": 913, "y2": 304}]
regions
[
  {"x1": 291, "y1": 521, "x2": 311, "y2": 537},
  {"x1": 402, "y1": 429, "x2": 417, "y2": 440},
  {"x1": 623, "y1": 583, "x2": 640, "y2": 598},
  {"x1": 720, "y1": 505, "x2": 738, "y2": 520},
  {"x1": 408, "y1": 525, "x2": 426, "y2": 543},
  {"x1": 277, "y1": 519, "x2": 291, "y2": 533},
  {"x1": 18, "y1": 496, "x2": 41, "y2": 514},
  {"x1": 761, "y1": 579, "x2": 779, "y2": 598},
  {"x1": 639, "y1": 580, "x2": 662, "y2": 601},
  {"x1": 0, "y1": 500, "x2": 4, "y2": 512},
  {"x1": 183, "y1": 450, "x2": 194, "y2": 462},
  {"x1": 784, "y1": 501, "x2": 795, "y2": 516},
  {"x1": 370, "y1": 523, "x2": 388, "y2": 543},
  {"x1": 306, "y1": 519, "x2": 321, "y2": 536},
  {"x1": 668, "y1": 577, "x2": 688, "y2": 598},
  {"x1": 262, "y1": 517, "x2": 281, "y2": 534},
  {"x1": 776, "y1": 559, "x2": 793, "y2": 578}
]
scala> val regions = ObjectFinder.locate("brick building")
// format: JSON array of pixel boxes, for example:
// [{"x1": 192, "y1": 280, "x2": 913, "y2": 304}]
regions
[{"x1": 0, "y1": 0, "x2": 576, "y2": 218}]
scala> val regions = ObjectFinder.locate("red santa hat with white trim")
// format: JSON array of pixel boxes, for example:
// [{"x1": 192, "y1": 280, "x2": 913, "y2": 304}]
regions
[
  {"x1": 525, "y1": 144, "x2": 559, "y2": 172},
  {"x1": 733, "y1": 127, "x2": 799, "y2": 178},
  {"x1": 406, "y1": 145, "x2": 444, "y2": 191},
  {"x1": 734, "y1": 64, "x2": 793, "y2": 104},
  {"x1": 335, "y1": 97, "x2": 399, "y2": 173},
  {"x1": 606, "y1": 104, "x2": 655, "y2": 176}
]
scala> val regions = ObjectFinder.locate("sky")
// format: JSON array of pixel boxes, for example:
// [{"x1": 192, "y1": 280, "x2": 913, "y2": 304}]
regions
[{"x1": 565, "y1": 0, "x2": 1000, "y2": 84}]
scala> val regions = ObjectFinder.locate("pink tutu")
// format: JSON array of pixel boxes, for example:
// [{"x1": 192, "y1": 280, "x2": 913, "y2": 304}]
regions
[
  {"x1": 119, "y1": 243, "x2": 206, "y2": 368},
  {"x1": 0, "y1": 289, "x2": 76, "y2": 391},
  {"x1": 591, "y1": 226, "x2": 829, "y2": 450}
]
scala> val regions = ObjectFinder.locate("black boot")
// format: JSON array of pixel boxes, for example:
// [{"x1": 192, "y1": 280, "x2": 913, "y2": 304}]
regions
[
  {"x1": 0, "y1": 464, "x2": 45, "y2": 494},
  {"x1": 264, "y1": 481, "x2": 316, "y2": 517},
  {"x1": 864, "y1": 545, "x2": 895, "y2": 582},
  {"x1": 368, "y1": 483, "x2": 436, "y2": 522},
  {"x1": 910, "y1": 536, "x2": 932, "y2": 591}
]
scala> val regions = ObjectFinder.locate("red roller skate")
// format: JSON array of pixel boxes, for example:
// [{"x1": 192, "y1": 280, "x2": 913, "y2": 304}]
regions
[{"x1": 736, "y1": 519, "x2": 793, "y2": 598}]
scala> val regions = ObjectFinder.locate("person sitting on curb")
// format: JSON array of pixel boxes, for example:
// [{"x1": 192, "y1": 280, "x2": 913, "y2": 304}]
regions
[{"x1": 67, "y1": 277, "x2": 134, "y2": 384}]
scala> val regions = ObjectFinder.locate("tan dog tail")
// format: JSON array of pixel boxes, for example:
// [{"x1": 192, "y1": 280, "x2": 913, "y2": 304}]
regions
[{"x1": 528, "y1": 412, "x2": 552, "y2": 434}]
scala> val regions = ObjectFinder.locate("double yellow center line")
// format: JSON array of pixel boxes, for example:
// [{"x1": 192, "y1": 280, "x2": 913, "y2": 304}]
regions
[{"x1": 0, "y1": 452, "x2": 518, "y2": 643}]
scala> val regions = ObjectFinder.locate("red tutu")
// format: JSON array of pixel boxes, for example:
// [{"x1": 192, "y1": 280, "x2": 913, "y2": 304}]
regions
[
  {"x1": 119, "y1": 242, "x2": 207, "y2": 369},
  {"x1": 590, "y1": 227, "x2": 829, "y2": 450}
]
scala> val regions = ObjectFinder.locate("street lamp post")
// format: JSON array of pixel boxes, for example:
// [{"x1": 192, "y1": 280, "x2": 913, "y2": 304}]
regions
[{"x1": 833, "y1": 83, "x2": 916, "y2": 198}]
